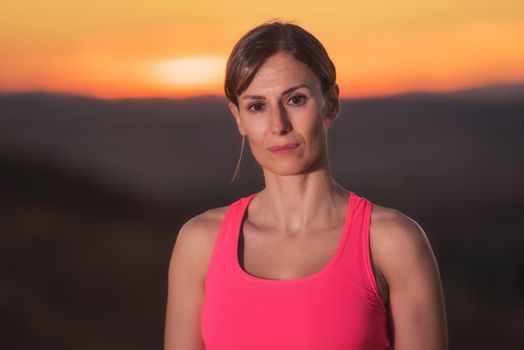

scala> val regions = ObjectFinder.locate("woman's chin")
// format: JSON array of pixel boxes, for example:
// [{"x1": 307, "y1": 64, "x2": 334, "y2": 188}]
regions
[{"x1": 260, "y1": 161, "x2": 318, "y2": 177}]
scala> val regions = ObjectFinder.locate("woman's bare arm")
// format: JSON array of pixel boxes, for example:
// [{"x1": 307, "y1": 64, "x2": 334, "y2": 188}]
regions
[
  {"x1": 371, "y1": 207, "x2": 448, "y2": 350},
  {"x1": 164, "y1": 213, "x2": 217, "y2": 350}
]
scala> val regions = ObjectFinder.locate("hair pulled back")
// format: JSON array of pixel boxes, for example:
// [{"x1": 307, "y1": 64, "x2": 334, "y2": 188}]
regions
[{"x1": 224, "y1": 19, "x2": 336, "y2": 107}]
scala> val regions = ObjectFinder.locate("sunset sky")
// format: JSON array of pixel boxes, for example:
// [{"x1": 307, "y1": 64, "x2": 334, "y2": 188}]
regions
[{"x1": 1, "y1": 1, "x2": 523, "y2": 99}]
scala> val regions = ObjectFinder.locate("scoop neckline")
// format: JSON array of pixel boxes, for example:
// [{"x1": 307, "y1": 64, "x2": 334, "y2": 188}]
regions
[{"x1": 234, "y1": 191, "x2": 354, "y2": 284}]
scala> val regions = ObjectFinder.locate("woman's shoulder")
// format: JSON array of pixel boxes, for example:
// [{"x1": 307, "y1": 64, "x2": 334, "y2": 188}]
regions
[
  {"x1": 370, "y1": 202, "x2": 432, "y2": 257},
  {"x1": 177, "y1": 205, "x2": 230, "y2": 245},
  {"x1": 369, "y1": 201, "x2": 439, "y2": 289},
  {"x1": 170, "y1": 205, "x2": 231, "y2": 285}
]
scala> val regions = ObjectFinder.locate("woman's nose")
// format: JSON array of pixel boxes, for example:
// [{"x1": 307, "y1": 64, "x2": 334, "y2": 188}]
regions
[{"x1": 271, "y1": 103, "x2": 292, "y2": 135}]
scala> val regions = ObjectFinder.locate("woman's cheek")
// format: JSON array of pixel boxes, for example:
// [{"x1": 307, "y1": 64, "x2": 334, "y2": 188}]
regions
[{"x1": 246, "y1": 133, "x2": 266, "y2": 161}]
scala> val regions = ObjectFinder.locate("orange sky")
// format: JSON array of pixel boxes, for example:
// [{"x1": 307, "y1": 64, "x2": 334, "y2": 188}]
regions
[{"x1": 1, "y1": 1, "x2": 523, "y2": 99}]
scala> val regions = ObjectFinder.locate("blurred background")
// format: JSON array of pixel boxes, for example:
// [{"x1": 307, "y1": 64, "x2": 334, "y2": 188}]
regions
[{"x1": 1, "y1": 1, "x2": 523, "y2": 349}]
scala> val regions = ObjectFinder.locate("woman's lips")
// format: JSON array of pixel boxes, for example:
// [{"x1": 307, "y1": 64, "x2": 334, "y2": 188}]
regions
[{"x1": 268, "y1": 143, "x2": 300, "y2": 154}]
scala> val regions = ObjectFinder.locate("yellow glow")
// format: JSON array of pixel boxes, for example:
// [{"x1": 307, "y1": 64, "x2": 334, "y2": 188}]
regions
[
  {"x1": 1, "y1": 1, "x2": 523, "y2": 98},
  {"x1": 150, "y1": 56, "x2": 226, "y2": 88}
]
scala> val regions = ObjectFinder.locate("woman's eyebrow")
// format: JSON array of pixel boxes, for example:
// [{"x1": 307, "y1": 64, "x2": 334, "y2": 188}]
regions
[{"x1": 241, "y1": 84, "x2": 310, "y2": 101}]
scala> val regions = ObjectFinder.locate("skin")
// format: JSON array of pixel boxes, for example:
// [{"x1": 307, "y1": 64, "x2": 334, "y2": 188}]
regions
[{"x1": 164, "y1": 52, "x2": 448, "y2": 350}]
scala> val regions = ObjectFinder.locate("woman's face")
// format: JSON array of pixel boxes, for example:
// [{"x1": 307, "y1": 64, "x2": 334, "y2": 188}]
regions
[{"x1": 228, "y1": 51, "x2": 339, "y2": 176}]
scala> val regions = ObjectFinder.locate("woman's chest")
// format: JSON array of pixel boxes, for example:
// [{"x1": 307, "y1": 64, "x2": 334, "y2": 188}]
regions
[{"x1": 238, "y1": 226, "x2": 343, "y2": 281}]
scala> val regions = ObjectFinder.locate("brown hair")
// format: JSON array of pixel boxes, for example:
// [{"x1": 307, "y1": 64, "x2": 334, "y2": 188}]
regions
[{"x1": 224, "y1": 19, "x2": 337, "y2": 107}]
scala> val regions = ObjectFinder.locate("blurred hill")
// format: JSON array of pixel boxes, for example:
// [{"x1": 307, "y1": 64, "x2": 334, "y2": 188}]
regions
[{"x1": 0, "y1": 83, "x2": 523, "y2": 349}]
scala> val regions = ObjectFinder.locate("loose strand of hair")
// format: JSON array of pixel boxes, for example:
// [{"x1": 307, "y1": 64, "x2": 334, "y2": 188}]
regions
[{"x1": 230, "y1": 134, "x2": 245, "y2": 184}]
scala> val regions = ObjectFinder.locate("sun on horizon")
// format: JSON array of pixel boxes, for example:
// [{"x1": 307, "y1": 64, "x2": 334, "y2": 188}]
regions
[{"x1": 148, "y1": 55, "x2": 226, "y2": 92}]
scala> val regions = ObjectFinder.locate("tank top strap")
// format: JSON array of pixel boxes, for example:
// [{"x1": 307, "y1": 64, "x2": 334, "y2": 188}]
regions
[
  {"x1": 338, "y1": 192, "x2": 386, "y2": 312},
  {"x1": 205, "y1": 194, "x2": 256, "y2": 284},
  {"x1": 223, "y1": 193, "x2": 257, "y2": 259}
]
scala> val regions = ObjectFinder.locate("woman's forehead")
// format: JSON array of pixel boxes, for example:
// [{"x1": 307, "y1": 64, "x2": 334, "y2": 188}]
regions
[{"x1": 242, "y1": 54, "x2": 321, "y2": 96}]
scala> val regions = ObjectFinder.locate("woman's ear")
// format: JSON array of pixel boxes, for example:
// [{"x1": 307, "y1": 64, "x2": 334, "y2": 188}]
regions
[
  {"x1": 325, "y1": 84, "x2": 340, "y2": 124},
  {"x1": 228, "y1": 101, "x2": 246, "y2": 136}
]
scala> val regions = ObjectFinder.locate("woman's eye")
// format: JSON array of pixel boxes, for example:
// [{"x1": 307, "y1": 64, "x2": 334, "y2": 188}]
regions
[
  {"x1": 247, "y1": 96, "x2": 305, "y2": 112},
  {"x1": 248, "y1": 103, "x2": 264, "y2": 112},
  {"x1": 289, "y1": 95, "x2": 306, "y2": 105}
]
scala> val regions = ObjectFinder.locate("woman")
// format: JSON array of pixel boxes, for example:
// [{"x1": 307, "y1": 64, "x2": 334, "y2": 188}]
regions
[{"x1": 164, "y1": 20, "x2": 448, "y2": 350}]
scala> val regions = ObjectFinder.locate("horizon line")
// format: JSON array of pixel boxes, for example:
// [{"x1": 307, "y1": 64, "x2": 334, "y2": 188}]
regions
[{"x1": 1, "y1": 81, "x2": 523, "y2": 102}]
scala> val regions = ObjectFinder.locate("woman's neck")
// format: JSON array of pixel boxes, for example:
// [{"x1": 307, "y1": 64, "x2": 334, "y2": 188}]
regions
[{"x1": 252, "y1": 168, "x2": 348, "y2": 234}]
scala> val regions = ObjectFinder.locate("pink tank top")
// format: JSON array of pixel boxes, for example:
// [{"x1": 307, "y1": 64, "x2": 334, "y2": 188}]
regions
[{"x1": 200, "y1": 191, "x2": 391, "y2": 349}]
